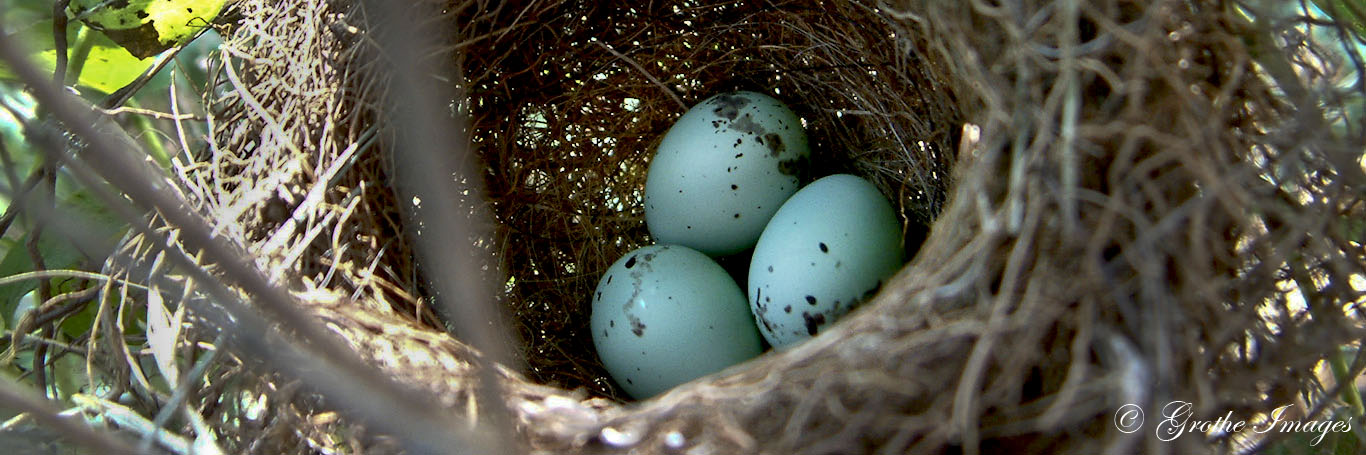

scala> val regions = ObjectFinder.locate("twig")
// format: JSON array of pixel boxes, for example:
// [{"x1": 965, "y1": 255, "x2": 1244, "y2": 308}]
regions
[
  {"x1": 52, "y1": 0, "x2": 70, "y2": 85},
  {"x1": 363, "y1": 0, "x2": 525, "y2": 451},
  {"x1": 0, "y1": 269, "x2": 150, "y2": 290},
  {"x1": 145, "y1": 335, "x2": 226, "y2": 455},
  {"x1": 0, "y1": 167, "x2": 47, "y2": 240},
  {"x1": 97, "y1": 105, "x2": 201, "y2": 121},
  {"x1": 72, "y1": 394, "x2": 194, "y2": 454},
  {"x1": 1058, "y1": 0, "x2": 1080, "y2": 235},
  {"x1": 0, "y1": 377, "x2": 142, "y2": 455},
  {"x1": 595, "y1": 40, "x2": 687, "y2": 111}
]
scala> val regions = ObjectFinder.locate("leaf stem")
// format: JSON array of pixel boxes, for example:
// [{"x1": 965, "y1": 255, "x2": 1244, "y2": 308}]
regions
[{"x1": 65, "y1": 27, "x2": 95, "y2": 87}]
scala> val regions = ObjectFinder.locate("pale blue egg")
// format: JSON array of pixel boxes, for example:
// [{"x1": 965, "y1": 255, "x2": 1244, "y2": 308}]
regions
[
  {"x1": 748, "y1": 174, "x2": 904, "y2": 348},
  {"x1": 591, "y1": 244, "x2": 763, "y2": 398},
  {"x1": 644, "y1": 91, "x2": 810, "y2": 257}
]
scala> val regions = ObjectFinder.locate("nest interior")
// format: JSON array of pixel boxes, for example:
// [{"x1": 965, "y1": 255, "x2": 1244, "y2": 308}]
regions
[
  {"x1": 94, "y1": 0, "x2": 1366, "y2": 453},
  {"x1": 453, "y1": 1, "x2": 959, "y2": 397}
]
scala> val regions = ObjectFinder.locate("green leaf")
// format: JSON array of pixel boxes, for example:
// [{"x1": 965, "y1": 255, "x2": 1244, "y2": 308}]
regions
[
  {"x1": 0, "y1": 18, "x2": 155, "y2": 93},
  {"x1": 57, "y1": 296, "x2": 100, "y2": 339},
  {"x1": 1345, "y1": 216, "x2": 1366, "y2": 246},
  {"x1": 47, "y1": 29, "x2": 153, "y2": 94},
  {"x1": 70, "y1": 0, "x2": 228, "y2": 59},
  {"x1": 0, "y1": 189, "x2": 127, "y2": 326},
  {"x1": 1263, "y1": 430, "x2": 1329, "y2": 455},
  {"x1": 1332, "y1": 427, "x2": 1359, "y2": 455},
  {"x1": 51, "y1": 350, "x2": 87, "y2": 401},
  {"x1": 0, "y1": 237, "x2": 80, "y2": 327},
  {"x1": 10, "y1": 349, "x2": 33, "y2": 376},
  {"x1": 1311, "y1": 0, "x2": 1366, "y2": 41}
]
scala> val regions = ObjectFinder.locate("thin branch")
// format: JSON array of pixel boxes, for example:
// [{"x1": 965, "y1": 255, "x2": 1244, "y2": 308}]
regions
[
  {"x1": 361, "y1": 1, "x2": 519, "y2": 452},
  {"x1": 52, "y1": 0, "x2": 70, "y2": 85},
  {"x1": 97, "y1": 105, "x2": 201, "y2": 121},
  {"x1": 0, "y1": 269, "x2": 149, "y2": 289},
  {"x1": 0, "y1": 167, "x2": 47, "y2": 241},
  {"x1": 0, "y1": 377, "x2": 143, "y2": 455}
]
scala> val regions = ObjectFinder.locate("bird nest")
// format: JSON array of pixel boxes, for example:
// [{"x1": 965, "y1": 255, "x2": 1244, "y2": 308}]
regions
[{"x1": 91, "y1": 0, "x2": 1366, "y2": 453}]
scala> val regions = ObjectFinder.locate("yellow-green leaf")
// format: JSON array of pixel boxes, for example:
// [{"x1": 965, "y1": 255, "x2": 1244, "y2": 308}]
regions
[
  {"x1": 0, "y1": 22, "x2": 154, "y2": 94},
  {"x1": 53, "y1": 31, "x2": 153, "y2": 93},
  {"x1": 71, "y1": 0, "x2": 228, "y2": 59}
]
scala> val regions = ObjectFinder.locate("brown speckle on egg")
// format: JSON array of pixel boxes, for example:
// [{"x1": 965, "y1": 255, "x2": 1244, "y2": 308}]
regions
[
  {"x1": 763, "y1": 133, "x2": 785, "y2": 156},
  {"x1": 630, "y1": 316, "x2": 647, "y2": 337},
  {"x1": 729, "y1": 113, "x2": 764, "y2": 135},
  {"x1": 778, "y1": 155, "x2": 807, "y2": 177},
  {"x1": 862, "y1": 280, "x2": 884, "y2": 300},
  {"x1": 710, "y1": 93, "x2": 749, "y2": 120},
  {"x1": 802, "y1": 312, "x2": 826, "y2": 336}
]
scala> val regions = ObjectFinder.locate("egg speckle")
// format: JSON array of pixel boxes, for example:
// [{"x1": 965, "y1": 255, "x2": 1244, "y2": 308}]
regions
[
  {"x1": 644, "y1": 91, "x2": 811, "y2": 256},
  {"x1": 748, "y1": 174, "x2": 904, "y2": 348},
  {"x1": 591, "y1": 245, "x2": 763, "y2": 398}
]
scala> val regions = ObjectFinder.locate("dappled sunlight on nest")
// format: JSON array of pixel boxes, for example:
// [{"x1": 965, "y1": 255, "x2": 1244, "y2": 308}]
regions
[{"x1": 77, "y1": 0, "x2": 1366, "y2": 453}]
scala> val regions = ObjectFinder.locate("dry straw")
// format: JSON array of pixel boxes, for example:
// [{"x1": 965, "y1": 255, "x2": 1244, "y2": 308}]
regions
[{"x1": 83, "y1": 0, "x2": 1366, "y2": 453}]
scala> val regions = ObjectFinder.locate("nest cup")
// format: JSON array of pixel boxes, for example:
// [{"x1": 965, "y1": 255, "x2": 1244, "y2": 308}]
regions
[
  {"x1": 455, "y1": 2, "x2": 958, "y2": 397},
  {"x1": 181, "y1": 0, "x2": 1366, "y2": 452}
]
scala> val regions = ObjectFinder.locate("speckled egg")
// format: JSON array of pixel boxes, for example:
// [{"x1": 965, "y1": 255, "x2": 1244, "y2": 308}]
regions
[
  {"x1": 591, "y1": 244, "x2": 764, "y2": 398},
  {"x1": 748, "y1": 174, "x2": 904, "y2": 348},
  {"x1": 644, "y1": 91, "x2": 811, "y2": 257}
]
